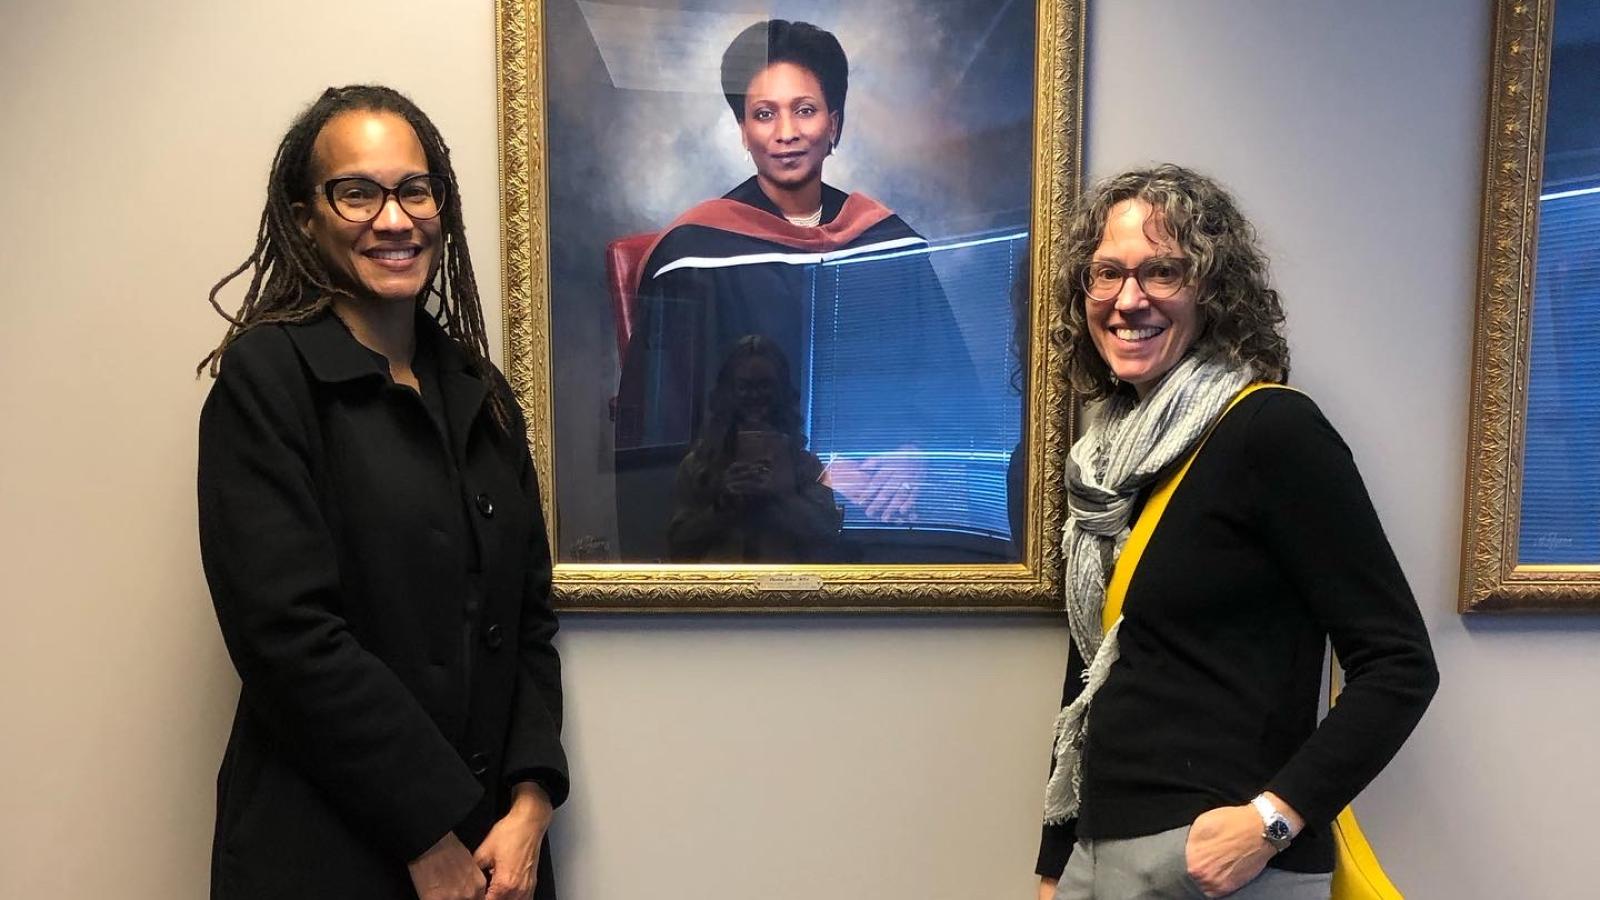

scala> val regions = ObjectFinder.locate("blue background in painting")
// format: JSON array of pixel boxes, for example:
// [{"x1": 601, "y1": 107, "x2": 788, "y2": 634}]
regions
[
  {"x1": 1517, "y1": 2, "x2": 1600, "y2": 564},
  {"x1": 807, "y1": 232, "x2": 1028, "y2": 541}
]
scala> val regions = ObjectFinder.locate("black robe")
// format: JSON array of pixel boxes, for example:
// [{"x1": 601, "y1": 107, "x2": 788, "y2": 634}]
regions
[
  {"x1": 199, "y1": 313, "x2": 565, "y2": 899},
  {"x1": 614, "y1": 178, "x2": 975, "y2": 560}
]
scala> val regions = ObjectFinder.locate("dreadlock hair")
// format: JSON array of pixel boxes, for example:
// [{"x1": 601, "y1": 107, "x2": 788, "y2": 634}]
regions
[
  {"x1": 198, "y1": 84, "x2": 511, "y2": 429},
  {"x1": 1055, "y1": 164, "x2": 1290, "y2": 401}
]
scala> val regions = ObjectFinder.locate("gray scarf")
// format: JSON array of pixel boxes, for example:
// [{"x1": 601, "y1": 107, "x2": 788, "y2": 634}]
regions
[{"x1": 1044, "y1": 355, "x2": 1252, "y2": 824}]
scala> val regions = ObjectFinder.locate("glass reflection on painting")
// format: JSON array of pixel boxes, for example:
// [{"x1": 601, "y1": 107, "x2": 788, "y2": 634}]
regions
[
  {"x1": 1518, "y1": 0, "x2": 1600, "y2": 565},
  {"x1": 543, "y1": 0, "x2": 1036, "y2": 565}
]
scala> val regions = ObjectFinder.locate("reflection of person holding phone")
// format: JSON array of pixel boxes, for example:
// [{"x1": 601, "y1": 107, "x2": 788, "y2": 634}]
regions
[
  {"x1": 668, "y1": 335, "x2": 841, "y2": 561},
  {"x1": 615, "y1": 18, "x2": 975, "y2": 546}
]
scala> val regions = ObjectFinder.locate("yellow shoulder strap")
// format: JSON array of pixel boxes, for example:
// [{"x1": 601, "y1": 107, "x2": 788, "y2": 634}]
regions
[
  {"x1": 1095, "y1": 380, "x2": 1403, "y2": 898},
  {"x1": 1101, "y1": 382, "x2": 1288, "y2": 633}
]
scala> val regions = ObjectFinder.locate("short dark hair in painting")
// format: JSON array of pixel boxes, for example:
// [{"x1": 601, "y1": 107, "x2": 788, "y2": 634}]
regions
[{"x1": 721, "y1": 19, "x2": 849, "y2": 145}]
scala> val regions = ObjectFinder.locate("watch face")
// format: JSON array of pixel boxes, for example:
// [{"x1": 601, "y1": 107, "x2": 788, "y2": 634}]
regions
[{"x1": 1266, "y1": 817, "x2": 1292, "y2": 843}]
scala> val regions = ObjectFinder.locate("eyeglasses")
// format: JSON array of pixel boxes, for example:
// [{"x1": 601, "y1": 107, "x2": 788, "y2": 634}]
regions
[
  {"x1": 1081, "y1": 257, "x2": 1192, "y2": 302},
  {"x1": 320, "y1": 174, "x2": 449, "y2": 224}
]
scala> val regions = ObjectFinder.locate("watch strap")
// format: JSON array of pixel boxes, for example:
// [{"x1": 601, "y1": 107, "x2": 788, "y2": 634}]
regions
[{"x1": 1251, "y1": 794, "x2": 1294, "y2": 852}]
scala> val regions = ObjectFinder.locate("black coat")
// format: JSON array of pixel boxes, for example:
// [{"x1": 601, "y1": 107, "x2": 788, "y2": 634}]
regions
[{"x1": 198, "y1": 312, "x2": 566, "y2": 899}]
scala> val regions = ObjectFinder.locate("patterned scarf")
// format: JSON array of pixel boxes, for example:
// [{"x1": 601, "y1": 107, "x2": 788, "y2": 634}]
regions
[{"x1": 1044, "y1": 354, "x2": 1252, "y2": 824}]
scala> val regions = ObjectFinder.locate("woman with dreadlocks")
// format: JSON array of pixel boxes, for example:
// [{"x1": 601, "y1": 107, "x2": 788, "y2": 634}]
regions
[{"x1": 197, "y1": 85, "x2": 566, "y2": 900}]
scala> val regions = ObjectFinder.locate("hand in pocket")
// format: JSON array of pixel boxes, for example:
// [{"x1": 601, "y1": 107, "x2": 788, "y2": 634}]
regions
[{"x1": 1184, "y1": 806, "x2": 1275, "y2": 897}]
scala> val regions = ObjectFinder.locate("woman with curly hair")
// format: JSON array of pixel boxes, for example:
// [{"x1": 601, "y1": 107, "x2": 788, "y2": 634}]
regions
[
  {"x1": 198, "y1": 85, "x2": 566, "y2": 900},
  {"x1": 1034, "y1": 165, "x2": 1437, "y2": 899}
]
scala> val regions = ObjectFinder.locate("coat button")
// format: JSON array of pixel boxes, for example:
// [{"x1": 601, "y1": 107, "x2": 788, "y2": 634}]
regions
[
  {"x1": 468, "y1": 752, "x2": 490, "y2": 778},
  {"x1": 484, "y1": 623, "x2": 505, "y2": 651},
  {"x1": 475, "y1": 493, "x2": 494, "y2": 518}
]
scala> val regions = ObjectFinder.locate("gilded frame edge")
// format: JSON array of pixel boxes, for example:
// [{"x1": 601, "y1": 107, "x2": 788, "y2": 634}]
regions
[
  {"x1": 1460, "y1": 0, "x2": 1600, "y2": 613},
  {"x1": 495, "y1": 0, "x2": 1083, "y2": 612}
]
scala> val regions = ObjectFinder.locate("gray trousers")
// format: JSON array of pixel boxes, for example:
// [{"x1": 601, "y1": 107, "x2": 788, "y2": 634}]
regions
[{"x1": 1054, "y1": 825, "x2": 1332, "y2": 900}]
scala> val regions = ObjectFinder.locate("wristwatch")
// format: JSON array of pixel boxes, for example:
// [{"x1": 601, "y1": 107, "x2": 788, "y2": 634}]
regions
[{"x1": 1251, "y1": 794, "x2": 1294, "y2": 852}]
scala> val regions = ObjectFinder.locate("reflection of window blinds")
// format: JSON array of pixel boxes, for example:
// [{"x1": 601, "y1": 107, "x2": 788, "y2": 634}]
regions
[
  {"x1": 805, "y1": 230, "x2": 1027, "y2": 542},
  {"x1": 1519, "y1": 184, "x2": 1600, "y2": 564}
]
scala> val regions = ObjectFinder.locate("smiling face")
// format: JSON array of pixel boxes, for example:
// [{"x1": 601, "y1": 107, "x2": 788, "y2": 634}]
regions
[
  {"x1": 296, "y1": 110, "x2": 442, "y2": 305},
  {"x1": 1085, "y1": 199, "x2": 1201, "y2": 397},
  {"x1": 740, "y1": 62, "x2": 838, "y2": 199}
]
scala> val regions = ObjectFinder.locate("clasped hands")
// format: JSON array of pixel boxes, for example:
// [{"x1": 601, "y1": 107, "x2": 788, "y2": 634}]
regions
[
  {"x1": 408, "y1": 783, "x2": 552, "y2": 900},
  {"x1": 822, "y1": 448, "x2": 925, "y2": 524}
]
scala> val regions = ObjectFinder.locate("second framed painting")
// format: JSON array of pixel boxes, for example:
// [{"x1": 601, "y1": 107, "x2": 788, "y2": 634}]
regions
[
  {"x1": 497, "y1": 0, "x2": 1084, "y2": 610},
  {"x1": 1461, "y1": 0, "x2": 1600, "y2": 612}
]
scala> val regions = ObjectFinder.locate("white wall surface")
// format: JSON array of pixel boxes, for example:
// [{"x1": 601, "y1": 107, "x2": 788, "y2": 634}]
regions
[{"x1": 1, "y1": 1, "x2": 1595, "y2": 898}]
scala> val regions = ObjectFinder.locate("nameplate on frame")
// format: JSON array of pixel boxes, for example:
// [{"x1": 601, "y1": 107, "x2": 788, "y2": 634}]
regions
[{"x1": 756, "y1": 574, "x2": 824, "y2": 592}]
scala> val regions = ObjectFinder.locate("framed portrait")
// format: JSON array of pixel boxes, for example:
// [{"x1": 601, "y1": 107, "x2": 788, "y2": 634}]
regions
[
  {"x1": 495, "y1": 0, "x2": 1084, "y2": 610},
  {"x1": 1461, "y1": 0, "x2": 1600, "y2": 612}
]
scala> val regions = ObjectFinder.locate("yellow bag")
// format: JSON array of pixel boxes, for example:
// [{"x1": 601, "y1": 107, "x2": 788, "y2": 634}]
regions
[
  {"x1": 1328, "y1": 663, "x2": 1404, "y2": 900},
  {"x1": 1105, "y1": 383, "x2": 1404, "y2": 898}
]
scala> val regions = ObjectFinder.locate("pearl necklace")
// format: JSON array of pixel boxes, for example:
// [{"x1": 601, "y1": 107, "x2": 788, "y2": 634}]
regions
[{"x1": 785, "y1": 207, "x2": 823, "y2": 227}]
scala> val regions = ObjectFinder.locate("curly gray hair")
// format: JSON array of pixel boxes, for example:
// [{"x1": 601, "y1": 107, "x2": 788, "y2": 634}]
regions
[{"x1": 1055, "y1": 164, "x2": 1290, "y2": 400}]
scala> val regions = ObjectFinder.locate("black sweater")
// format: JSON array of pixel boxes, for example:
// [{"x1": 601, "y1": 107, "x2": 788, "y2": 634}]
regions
[{"x1": 1036, "y1": 389, "x2": 1438, "y2": 876}]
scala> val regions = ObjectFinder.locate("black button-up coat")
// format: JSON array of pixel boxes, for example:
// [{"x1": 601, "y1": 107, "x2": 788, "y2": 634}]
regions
[{"x1": 198, "y1": 312, "x2": 566, "y2": 899}]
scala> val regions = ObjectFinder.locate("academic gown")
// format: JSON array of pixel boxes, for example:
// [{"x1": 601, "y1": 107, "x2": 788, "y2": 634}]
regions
[{"x1": 613, "y1": 177, "x2": 974, "y2": 558}]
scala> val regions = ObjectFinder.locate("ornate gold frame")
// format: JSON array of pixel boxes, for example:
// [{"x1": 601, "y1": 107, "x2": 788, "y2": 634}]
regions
[
  {"x1": 494, "y1": 0, "x2": 1084, "y2": 611},
  {"x1": 1461, "y1": 0, "x2": 1600, "y2": 612}
]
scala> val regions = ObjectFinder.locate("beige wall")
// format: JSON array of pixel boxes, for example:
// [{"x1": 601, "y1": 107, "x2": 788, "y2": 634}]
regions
[{"x1": 2, "y1": 1, "x2": 1596, "y2": 897}]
